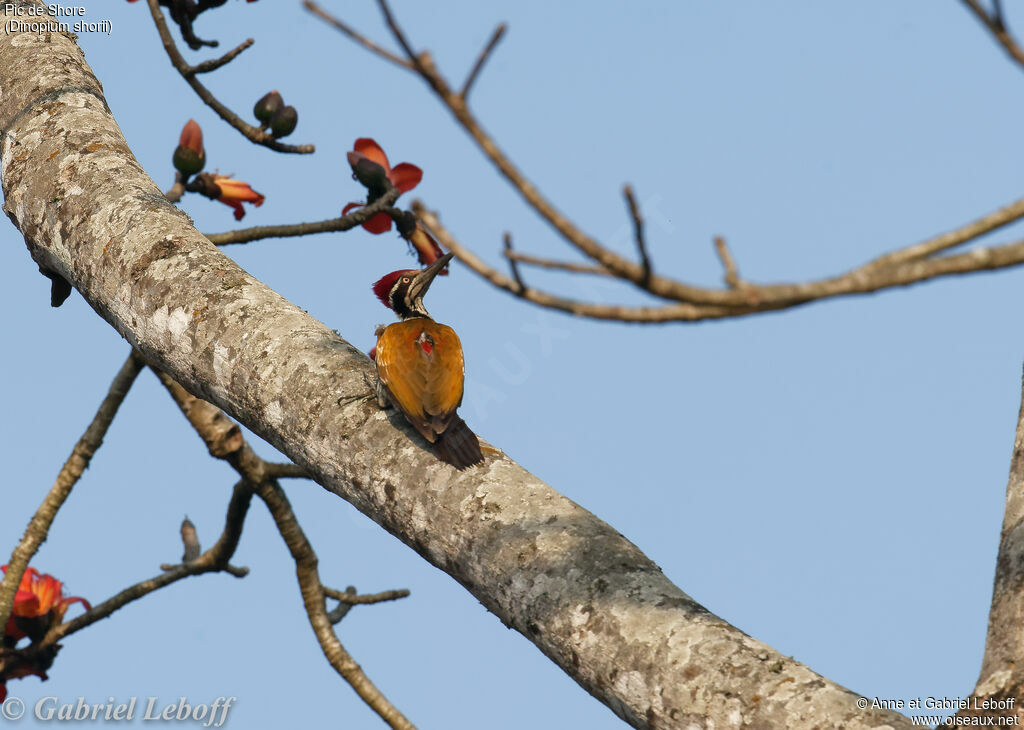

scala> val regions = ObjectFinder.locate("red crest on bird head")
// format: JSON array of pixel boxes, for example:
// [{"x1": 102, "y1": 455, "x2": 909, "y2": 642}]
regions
[{"x1": 373, "y1": 270, "x2": 417, "y2": 308}]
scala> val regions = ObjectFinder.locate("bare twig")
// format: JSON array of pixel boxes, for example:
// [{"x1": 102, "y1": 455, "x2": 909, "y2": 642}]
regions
[
  {"x1": 503, "y1": 232, "x2": 525, "y2": 295},
  {"x1": 961, "y1": 0, "x2": 1024, "y2": 71},
  {"x1": 187, "y1": 37, "x2": 254, "y2": 75},
  {"x1": 318, "y1": 2, "x2": 1024, "y2": 324},
  {"x1": 503, "y1": 250, "x2": 613, "y2": 277},
  {"x1": 460, "y1": 23, "x2": 507, "y2": 99},
  {"x1": 255, "y1": 481, "x2": 415, "y2": 729},
  {"x1": 326, "y1": 586, "x2": 410, "y2": 625},
  {"x1": 416, "y1": 201, "x2": 1024, "y2": 322},
  {"x1": 263, "y1": 463, "x2": 310, "y2": 479},
  {"x1": 39, "y1": 480, "x2": 253, "y2": 649},
  {"x1": 205, "y1": 188, "x2": 401, "y2": 246},
  {"x1": 146, "y1": 0, "x2": 314, "y2": 154},
  {"x1": 0, "y1": 350, "x2": 145, "y2": 635},
  {"x1": 302, "y1": 0, "x2": 413, "y2": 71},
  {"x1": 164, "y1": 172, "x2": 186, "y2": 203},
  {"x1": 623, "y1": 185, "x2": 650, "y2": 286},
  {"x1": 180, "y1": 516, "x2": 201, "y2": 562},
  {"x1": 154, "y1": 371, "x2": 414, "y2": 729},
  {"x1": 713, "y1": 236, "x2": 743, "y2": 289},
  {"x1": 993, "y1": 0, "x2": 1006, "y2": 30},
  {"x1": 374, "y1": 0, "x2": 422, "y2": 72},
  {"x1": 324, "y1": 586, "x2": 411, "y2": 605}
]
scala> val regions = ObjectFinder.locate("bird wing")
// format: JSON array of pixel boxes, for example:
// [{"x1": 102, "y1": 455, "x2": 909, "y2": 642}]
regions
[{"x1": 376, "y1": 319, "x2": 465, "y2": 441}]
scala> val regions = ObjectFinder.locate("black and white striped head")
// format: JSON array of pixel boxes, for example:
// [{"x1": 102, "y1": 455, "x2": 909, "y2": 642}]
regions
[{"x1": 372, "y1": 252, "x2": 454, "y2": 319}]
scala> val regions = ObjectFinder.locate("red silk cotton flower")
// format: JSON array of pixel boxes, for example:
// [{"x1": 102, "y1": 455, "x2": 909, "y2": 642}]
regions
[
  {"x1": 2, "y1": 566, "x2": 90, "y2": 644},
  {"x1": 212, "y1": 175, "x2": 265, "y2": 221},
  {"x1": 344, "y1": 138, "x2": 422, "y2": 234}
]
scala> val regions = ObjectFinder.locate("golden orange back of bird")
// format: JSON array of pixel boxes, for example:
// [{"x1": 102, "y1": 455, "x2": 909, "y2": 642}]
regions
[{"x1": 375, "y1": 318, "x2": 465, "y2": 443}]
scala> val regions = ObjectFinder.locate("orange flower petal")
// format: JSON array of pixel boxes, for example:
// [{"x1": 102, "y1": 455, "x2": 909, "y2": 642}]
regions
[
  {"x1": 10, "y1": 589, "x2": 39, "y2": 618},
  {"x1": 218, "y1": 198, "x2": 247, "y2": 221},
  {"x1": 53, "y1": 596, "x2": 90, "y2": 623},
  {"x1": 354, "y1": 138, "x2": 390, "y2": 172},
  {"x1": 215, "y1": 178, "x2": 265, "y2": 206},
  {"x1": 388, "y1": 163, "x2": 422, "y2": 193},
  {"x1": 342, "y1": 202, "x2": 363, "y2": 216},
  {"x1": 362, "y1": 212, "x2": 393, "y2": 234},
  {"x1": 33, "y1": 575, "x2": 61, "y2": 614}
]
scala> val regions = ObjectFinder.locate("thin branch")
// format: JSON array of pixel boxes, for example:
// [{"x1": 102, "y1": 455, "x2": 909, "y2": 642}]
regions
[
  {"x1": 187, "y1": 37, "x2": 254, "y2": 75},
  {"x1": 302, "y1": 0, "x2": 413, "y2": 71},
  {"x1": 861, "y1": 194, "x2": 1024, "y2": 271},
  {"x1": 324, "y1": 587, "x2": 411, "y2": 605},
  {"x1": 145, "y1": 0, "x2": 314, "y2": 154},
  {"x1": 255, "y1": 480, "x2": 415, "y2": 730},
  {"x1": 623, "y1": 185, "x2": 651, "y2": 286},
  {"x1": 460, "y1": 23, "x2": 506, "y2": 99},
  {"x1": 374, "y1": 0, "x2": 422, "y2": 71},
  {"x1": 38, "y1": 480, "x2": 252, "y2": 648},
  {"x1": 503, "y1": 232, "x2": 525, "y2": 295},
  {"x1": 321, "y1": 2, "x2": 1024, "y2": 324},
  {"x1": 416, "y1": 203, "x2": 734, "y2": 321},
  {"x1": 326, "y1": 586, "x2": 410, "y2": 625},
  {"x1": 993, "y1": 0, "x2": 1006, "y2": 30},
  {"x1": 358, "y1": 0, "x2": 667, "y2": 293},
  {"x1": 164, "y1": 172, "x2": 186, "y2": 203},
  {"x1": 0, "y1": 350, "x2": 145, "y2": 635},
  {"x1": 713, "y1": 235, "x2": 743, "y2": 289},
  {"x1": 961, "y1": 0, "x2": 1024, "y2": 71},
  {"x1": 154, "y1": 371, "x2": 414, "y2": 729},
  {"x1": 263, "y1": 463, "x2": 310, "y2": 479},
  {"x1": 416, "y1": 201, "x2": 1024, "y2": 322},
  {"x1": 180, "y1": 515, "x2": 201, "y2": 562},
  {"x1": 205, "y1": 187, "x2": 401, "y2": 245},
  {"x1": 504, "y1": 250, "x2": 613, "y2": 277}
]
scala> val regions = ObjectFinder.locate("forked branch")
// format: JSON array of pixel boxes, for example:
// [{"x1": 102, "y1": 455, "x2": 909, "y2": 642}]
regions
[
  {"x1": 146, "y1": 0, "x2": 314, "y2": 154},
  {"x1": 307, "y1": 0, "x2": 1024, "y2": 323}
]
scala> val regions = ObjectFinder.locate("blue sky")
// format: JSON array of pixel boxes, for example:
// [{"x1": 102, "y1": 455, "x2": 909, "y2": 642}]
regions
[{"x1": 2, "y1": 1, "x2": 1023, "y2": 727}]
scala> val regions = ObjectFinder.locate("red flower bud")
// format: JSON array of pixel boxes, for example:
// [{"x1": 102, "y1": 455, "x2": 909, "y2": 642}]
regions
[{"x1": 173, "y1": 120, "x2": 206, "y2": 175}]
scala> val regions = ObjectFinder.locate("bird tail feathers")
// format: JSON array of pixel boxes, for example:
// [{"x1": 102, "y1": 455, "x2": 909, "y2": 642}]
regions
[{"x1": 434, "y1": 416, "x2": 484, "y2": 469}]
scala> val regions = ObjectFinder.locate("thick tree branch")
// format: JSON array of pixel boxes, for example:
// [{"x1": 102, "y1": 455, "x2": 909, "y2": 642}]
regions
[
  {"x1": 952, "y1": 367, "x2": 1024, "y2": 725},
  {"x1": 0, "y1": 10, "x2": 916, "y2": 727}
]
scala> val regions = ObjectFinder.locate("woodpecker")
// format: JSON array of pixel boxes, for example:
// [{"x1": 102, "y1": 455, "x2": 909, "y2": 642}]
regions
[{"x1": 372, "y1": 252, "x2": 483, "y2": 469}]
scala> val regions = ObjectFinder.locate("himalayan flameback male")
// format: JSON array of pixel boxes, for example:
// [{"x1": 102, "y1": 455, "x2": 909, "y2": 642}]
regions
[{"x1": 372, "y1": 252, "x2": 484, "y2": 469}]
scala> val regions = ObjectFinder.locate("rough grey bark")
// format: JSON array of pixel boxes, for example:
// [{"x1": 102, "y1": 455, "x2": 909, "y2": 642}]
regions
[
  {"x1": 0, "y1": 6, "x2": 916, "y2": 728},
  {"x1": 955, "y1": 370, "x2": 1024, "y2": 724}
]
